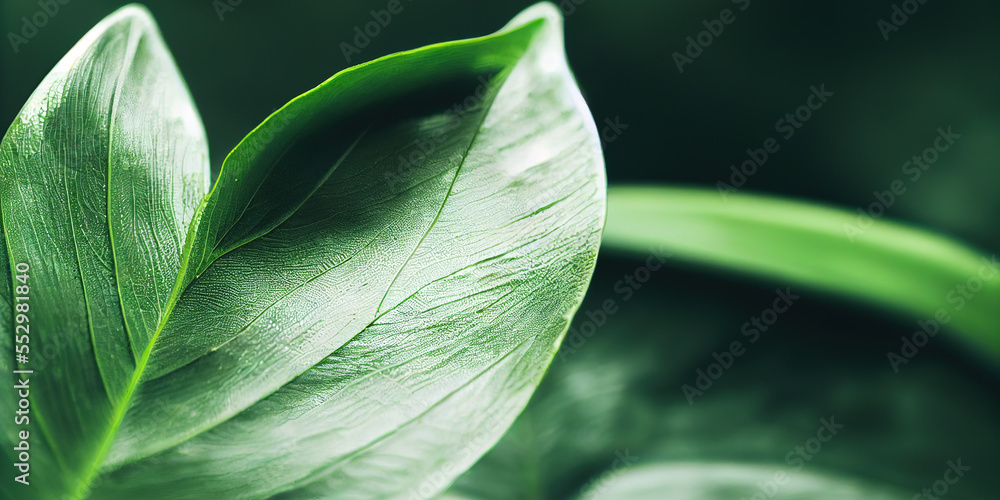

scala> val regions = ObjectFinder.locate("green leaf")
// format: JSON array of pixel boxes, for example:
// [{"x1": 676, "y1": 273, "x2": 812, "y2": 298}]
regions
[
  {"x1": 1, "y1": 3, "x2": 605, "y2": 499},
  {"x1": 602, "y1": 185, "x2": 1000, "y2": 365},
  {"x1": 0, "y1": 5, "x2": 209, "y2": 498},
  {"x1": 574, "y1": 463, "x2": 910, "y2": 499}
]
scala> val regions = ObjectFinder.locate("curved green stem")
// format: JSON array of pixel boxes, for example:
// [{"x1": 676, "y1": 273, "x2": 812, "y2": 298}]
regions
[{"x1": 603, "y1": 185, "x2": 1000, "y2": 365}]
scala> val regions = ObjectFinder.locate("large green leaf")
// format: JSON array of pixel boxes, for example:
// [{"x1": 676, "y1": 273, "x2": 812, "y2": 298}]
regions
[
  {"x1": 0, "y1": 3, "x2": 605, "y2": 499},
  {"x1": 603, "y1": 186, "x2": 1000, "y2": 365}
]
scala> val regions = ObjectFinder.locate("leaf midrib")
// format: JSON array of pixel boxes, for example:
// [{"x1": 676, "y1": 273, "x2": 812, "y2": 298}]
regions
[
  {"x1": 71, "y1": 19, "x2": 167, "y2": 500},
  {"x1": 372, "y1": 79, "x2": 496, "y2": 317}
]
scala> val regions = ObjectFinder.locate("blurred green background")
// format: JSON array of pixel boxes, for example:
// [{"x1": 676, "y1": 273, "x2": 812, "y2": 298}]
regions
[{"x1": 2, "y1": 1, "x2": 998, "y2": 498}]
